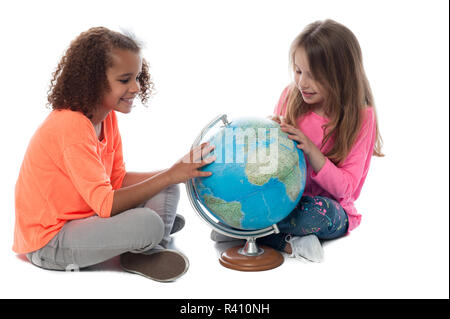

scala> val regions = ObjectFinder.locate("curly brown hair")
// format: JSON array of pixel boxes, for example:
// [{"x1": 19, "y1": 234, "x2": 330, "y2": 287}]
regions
[{"x1": 47, "y1": 27, "x2": 154, "y2": 119}]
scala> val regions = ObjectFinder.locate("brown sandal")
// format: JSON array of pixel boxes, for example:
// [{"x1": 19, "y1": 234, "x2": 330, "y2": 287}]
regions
[{"x1": 120, "y1": 250, "x2": 189, "y2": 282}]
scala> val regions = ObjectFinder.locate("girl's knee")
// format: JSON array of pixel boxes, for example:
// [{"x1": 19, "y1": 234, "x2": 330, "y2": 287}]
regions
[
  {"x1": 142, "y1": 184, "x2": 180, "y2": 210},
  {"x1": 166, "y1": 183, "x2": 180, "y2": 201},
  {"x1": 128, "y1": 208, "x2": 164, "y2": 248}
]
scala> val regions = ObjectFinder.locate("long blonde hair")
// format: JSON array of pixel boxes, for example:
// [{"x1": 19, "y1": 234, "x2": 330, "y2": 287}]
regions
[{"x1": 284, "y1": 20, "x2": 383, "y2": 165}]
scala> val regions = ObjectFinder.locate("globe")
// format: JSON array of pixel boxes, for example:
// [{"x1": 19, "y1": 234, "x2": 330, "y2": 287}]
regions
[{"x1": 192, "y1": 116, "x2": 307, "y2": 231}]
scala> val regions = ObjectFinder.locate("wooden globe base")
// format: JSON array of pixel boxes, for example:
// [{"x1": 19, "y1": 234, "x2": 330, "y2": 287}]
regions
[{"x1": 219, "y1": 245, "x2": 284, "y2": 271}]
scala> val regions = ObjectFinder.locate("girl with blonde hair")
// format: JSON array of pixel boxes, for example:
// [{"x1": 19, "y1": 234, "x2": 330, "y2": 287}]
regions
[{"x1": 213, "y1": 19, "x2": 383, "y2": 262}]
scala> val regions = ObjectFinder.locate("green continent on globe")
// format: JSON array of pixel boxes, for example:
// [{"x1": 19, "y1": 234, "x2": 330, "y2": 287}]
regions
[
  {"x1": 203, "y1": 194, "x2": 244, "y2": 228},
  {"x1": 245, "y1": 129, "x2": 302, "y2": 202}
]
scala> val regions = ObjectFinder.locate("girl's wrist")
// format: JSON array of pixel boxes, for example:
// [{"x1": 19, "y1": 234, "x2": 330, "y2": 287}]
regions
[
  {"x1": 147, "y1": 168, "x2": 174, "y2": 188},
  {"x1": 161, "y1": 169, "x2": 176, "y2": 186},
  {"x1": 306, "y1": 147, "x2": 327, "y2": 174}
]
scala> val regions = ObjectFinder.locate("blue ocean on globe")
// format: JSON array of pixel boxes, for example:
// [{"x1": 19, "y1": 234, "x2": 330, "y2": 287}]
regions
[{"x1": 193, "y1": 117, "x2": 307, "y2": 230}]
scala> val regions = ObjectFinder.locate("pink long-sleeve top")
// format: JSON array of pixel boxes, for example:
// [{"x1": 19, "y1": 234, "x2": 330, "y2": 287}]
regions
[{"x1": 274, "y1": 86, "x2": 377, "y2": 232}]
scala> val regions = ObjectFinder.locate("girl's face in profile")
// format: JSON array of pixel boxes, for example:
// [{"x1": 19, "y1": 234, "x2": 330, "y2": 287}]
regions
[
  {"x1": 103, "y1": 49, "x2": 142, "y2": 114},
  {"x1": 294, "y1": 47, "x2": 326, "y2": 108}
]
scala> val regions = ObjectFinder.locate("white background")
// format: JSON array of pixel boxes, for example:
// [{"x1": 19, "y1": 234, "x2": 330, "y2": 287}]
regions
[{"x1": 0, "y1": 0, "x2": 448, "y2": 299}]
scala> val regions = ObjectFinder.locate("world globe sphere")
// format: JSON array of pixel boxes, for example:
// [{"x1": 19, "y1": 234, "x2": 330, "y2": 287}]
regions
[{"x1": 193, "y1": 117, "x2": 307, "y2": 231}]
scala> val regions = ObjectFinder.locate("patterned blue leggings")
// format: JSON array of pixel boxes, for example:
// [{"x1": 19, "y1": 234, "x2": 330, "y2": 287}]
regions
[{"x1": 257, "y1": 196, "x2": 349, "y2": 251}]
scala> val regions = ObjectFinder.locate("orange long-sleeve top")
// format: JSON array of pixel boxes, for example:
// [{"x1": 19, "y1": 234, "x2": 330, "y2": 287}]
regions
[{"x1": 13, "y1": 109, "x2": 126, "y2": 254}]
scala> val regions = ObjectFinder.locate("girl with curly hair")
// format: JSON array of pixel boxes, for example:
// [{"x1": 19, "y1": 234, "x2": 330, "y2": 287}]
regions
[{"x1": 13, "y1": 27, "x2": 215, "y2": 282}]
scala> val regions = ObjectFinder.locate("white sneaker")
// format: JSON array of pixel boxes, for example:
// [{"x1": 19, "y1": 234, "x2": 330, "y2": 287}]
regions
[{"x1": 286, "y1": 234, "x2": 324, "y2": 262}]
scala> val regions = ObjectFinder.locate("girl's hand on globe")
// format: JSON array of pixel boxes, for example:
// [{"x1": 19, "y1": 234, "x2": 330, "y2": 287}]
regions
[
  {"x1": 267, "y1": 114, "x2": 282, "y2": 124},
  {"x1": 167, "y1": 142, "x2": 216, "y2": 184},
  {"x1": 280, "y1": 119, "x2": 327, "y2": 174},
  {"x1": 280, "y1": 119, "x2": 314, "y2": 154}
]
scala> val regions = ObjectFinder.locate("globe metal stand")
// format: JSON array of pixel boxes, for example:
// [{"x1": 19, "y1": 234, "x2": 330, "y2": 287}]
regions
[{"x1": 186, "y1": 114, "x2": 284, "y2": 271}]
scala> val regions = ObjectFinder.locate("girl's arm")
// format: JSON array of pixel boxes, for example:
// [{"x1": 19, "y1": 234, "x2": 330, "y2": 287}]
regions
[
  {"x1": 303, "y1": 144, "x2": 327, "y2": 174},
  {"x1": 280, "y1": 119, "x2": 327, "y2": 173},
  {"x1": 310, "y1": 115, "x2": 376, "y2": 200},
  {"x1": 121, "y1": 170, "x2": 165, "y2": 188},
  {"x1": 110, "y1": 143, "x2": 216, "y2": 217},
  {"x1": 111, "y1": 170, "x2": 173, "y2": 216},
  {"x1": 281, "y1": 108, "x2": 376, "y2": 200}
]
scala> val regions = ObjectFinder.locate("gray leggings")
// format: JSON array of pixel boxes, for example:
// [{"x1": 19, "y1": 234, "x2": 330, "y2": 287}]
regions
[{"x1": 26, "y1": 184, "x2": 180, "y2": 271}]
